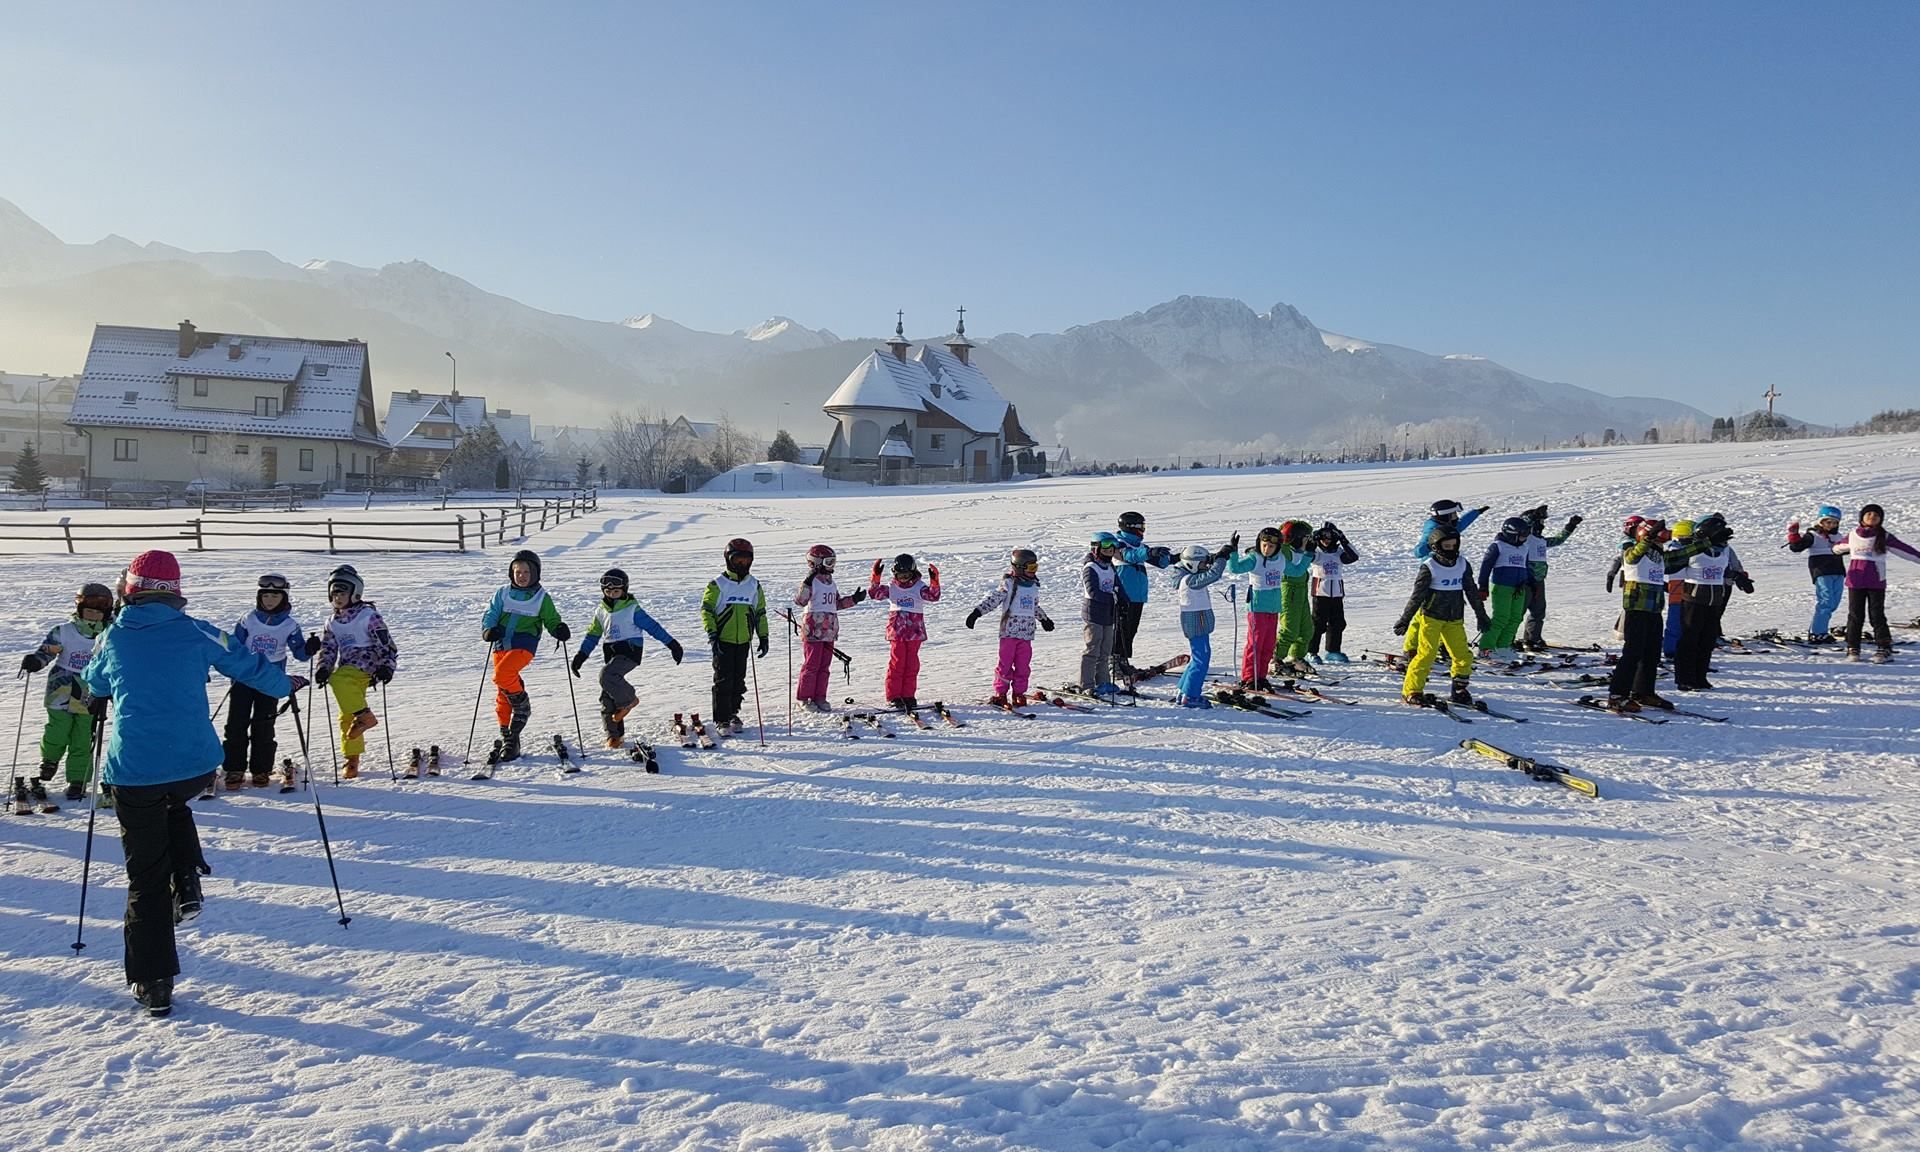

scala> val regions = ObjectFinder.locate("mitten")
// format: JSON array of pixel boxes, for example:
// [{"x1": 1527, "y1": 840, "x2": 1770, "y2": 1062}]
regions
[
  {"x1": 483, "y1": 624, "x2": 505, "y2": 643},
  {"x1": 964, "y1": 610, "x2": 981, "y2": 629},
  {"x1": 570, "y1": 651, "x2": 588, "y2": 676},
  {"x1": 551, "y1": 622, "x2": 571, "y2": 643},
  {"x1": 1039, "y1": 616, "x2": 1055, "y2": 632},
  {"x1": 666, "y1": 639, "x2": 684, "y2": 664}
]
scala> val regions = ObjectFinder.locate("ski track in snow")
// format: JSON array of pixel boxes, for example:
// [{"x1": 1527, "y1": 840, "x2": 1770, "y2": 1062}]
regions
[{"x1": 3, "y1": 436, "x2": 1919, "y2": 1150}]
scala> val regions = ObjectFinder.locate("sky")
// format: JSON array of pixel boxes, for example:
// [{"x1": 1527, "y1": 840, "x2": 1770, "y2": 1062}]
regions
[{"x1": 2, "y1": 0, "x2": 1916, "y2": 418}]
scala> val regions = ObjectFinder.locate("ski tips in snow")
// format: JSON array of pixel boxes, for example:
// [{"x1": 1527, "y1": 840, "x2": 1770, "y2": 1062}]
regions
[{"x1": 1459, "y1": 737, "x2": 1598, "y2": 798}]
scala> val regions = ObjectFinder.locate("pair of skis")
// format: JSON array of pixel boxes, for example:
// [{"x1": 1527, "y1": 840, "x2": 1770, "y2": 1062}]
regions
[
  {"x1": 1573, "y1": 695, "x2": 1727, "y2": 723},
  {"x1": 11, "y1": 777, "x2": 58, "y2": 815},
  {"x1": 1459, "y1": 738, "x2": 1599, "y2": 798},
  {"x1": 672, "y1": 712, "x2": 720, "y2": 750},
  {"x1": 470, "y1": 733, "x2": 582, "y2": 780},
  {"x1": 1211, "y1": 688, "x2": 1310, "y2": 720},
  {"x1": 401, "y1": 745, "x2": 443, "y2": 781}
]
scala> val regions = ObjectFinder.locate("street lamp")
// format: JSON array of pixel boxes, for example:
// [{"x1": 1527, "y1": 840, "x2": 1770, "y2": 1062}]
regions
[{"x1": 444, "y1": 351, "x2": 459, "y2": 452}]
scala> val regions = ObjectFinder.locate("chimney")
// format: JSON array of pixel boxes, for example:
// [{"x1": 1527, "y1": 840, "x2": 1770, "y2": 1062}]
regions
[
  {"x1": 886, "y1": 310, "x2": 911, "y2": 363},
  {"x1": 227, "y1": 341, "x2": 244, "y2": 361},
  {"x1": 177, "y1": 320, "x2": 196, "y2": 358},
  {"x1": 408, "y1": 388, "x2": 420, "y2": 403}
]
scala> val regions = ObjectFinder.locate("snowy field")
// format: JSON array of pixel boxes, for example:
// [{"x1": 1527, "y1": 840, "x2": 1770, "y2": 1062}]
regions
[{"x1": 4, "y1": 435, "x2": 1920, "y2": 1151}]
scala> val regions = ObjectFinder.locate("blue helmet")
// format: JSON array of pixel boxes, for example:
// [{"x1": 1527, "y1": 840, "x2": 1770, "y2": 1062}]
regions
[
  {"x1": 1816, "y1": 504, "x2": 1843, "y2": 524},
  {"x1": 1498, "y1": 515, "x2": 1532, "y2": 544}
]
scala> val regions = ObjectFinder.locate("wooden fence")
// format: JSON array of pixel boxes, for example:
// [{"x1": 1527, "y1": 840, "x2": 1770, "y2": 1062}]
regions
[{"x1": 0, "y1": 489, "x2": 598, "y2": 555}]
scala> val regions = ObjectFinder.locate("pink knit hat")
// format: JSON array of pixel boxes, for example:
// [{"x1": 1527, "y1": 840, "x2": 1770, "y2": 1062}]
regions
[{"x1": 121, "y1": 549, "x2": 184, "y2": 600}]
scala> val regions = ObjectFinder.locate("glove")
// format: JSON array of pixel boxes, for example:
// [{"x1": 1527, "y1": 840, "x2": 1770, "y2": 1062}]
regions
[
  {"x1": 1566, "y1": 515, "x2": 1583, "y2": 529},
  {"x1": 872, "y1": 559, "x2": 884, "y2": 580},
  {"x1": 483, "y1": 624, "x2": 505, "y2": 643},
  {"x1": 316, "y1": 667, "x2": 332, "y2": 688},
  {"x1": 1712, "y1": 528, "x2": 1735, "y2": 545},
  {"x1": 706, "y1": 631, "x2": 719, "y2": 648},
  {"x1": 285, "y1": 674, "x2": 309, "y2": 696},
  {"x1": 928, "y1": 564, "x2": 939, "y2": 581},
  {"x1": 757, "y1": 635, "x2": 769, "y2": 658},
  {"x1": 374, "y1": 666, "x2": 394, "y2": 685},
  {"x1": 1475, "y1": 614, "x2": 1491, "y2": 633},
  {"x1": 1734, "y1": 574, "x2": 1755, "y2": 594},
  {"x1": 1148, "y1": 545, "x2": 1173, "y2": 565},
  {"x1": 965, "y1": 609, "x2": 981, "y2": 629},
  {"x1": 1788, "y1": 519, "x2": 1801, "y2": 535},
  {"x1": 666, "y1": 639, "x2": 684, "y2": 664},
  {"x1": 306, "y1": 632, "x2": 323, "y2": 654},
  {"x1": 850, "y1": 587, "x2": 867, "y2": 604},
  {"x1": 1039, "y1": 616, "x2": 1055, "y2": 632},
  {"x1": 552, "y1": 622, "x2": 571, "y2": 643},
  {"x1": 1392, "y1": 621, "x2": 1408, "y2": 637},
  {"x1": 1229, "y1": 532, "x2": 1241, "y2": 552},
  {"x1": 19, "y1": 653, "x2": 44, "y2": 674},
  {"x1": 89, "y1": 695, "x2": 110, "y2": 718},
  {"x1": 1215, "y1": 544, "x2": 1234, "y2": 561},
  {"x1": 570, "y1": 651, "x2": 588, "y2": 677}
]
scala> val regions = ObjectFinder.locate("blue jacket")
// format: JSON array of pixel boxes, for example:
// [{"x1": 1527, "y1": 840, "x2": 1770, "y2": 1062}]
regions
[
  {"x1": 1413, "y1": 508, "x2": 1484, "y2": 558},
  {"x1": 1115, "y1": 531, "x2": 1172, "y2": 603},
  {"x1": 83, "y1": 600, "x2": 294, "y2": 787}
]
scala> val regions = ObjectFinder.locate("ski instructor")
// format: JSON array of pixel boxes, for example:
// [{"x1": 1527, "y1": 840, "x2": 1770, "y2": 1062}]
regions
[
  {"x1": 1113, "y1": 510, "x2": 1173, "y2": 677},
  {"x1": 82, "y1": 550, "x2": 307, "y2": 1018}
]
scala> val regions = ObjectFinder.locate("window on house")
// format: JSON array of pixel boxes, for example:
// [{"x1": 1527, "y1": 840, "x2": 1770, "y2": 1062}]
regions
[
  {"x1": 193, "y1": 378, "x2": 208, "y2": 397},
  {"x1": 930, "y1": 434, "x2": 946, "y2": 450},
  {"x1": 122, "y1": 390, "x2": 138, "y2": 405},
  {"x1": 114, "y1": 438, "x2": 138, "y2": 461},
  {"x1": 299, "y1": 448, "x2": 314, "y2": 471},
  {"x1": 312, "y1": 365, "x2": 330, "y2": 378},
  {"x1": 255, "y1": 396, "x2": 280, "y2": 418},
  {"x1": 191, "y1": 435, "x2": 208, "y2": 454},
  {"x1": 234, "y1": 444, "x2": 250, "y2": 456}
]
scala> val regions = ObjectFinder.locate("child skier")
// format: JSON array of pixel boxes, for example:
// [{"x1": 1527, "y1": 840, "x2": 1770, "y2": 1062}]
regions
[
  {"x1": 700, "y1": 538, "x2": 769, "y2": 734},
  {"x1": 1475, "y1": 516, "x2": 1534, "y2": 661},
  {"x1": 1306, "y1": 522, "x2": 1359, "y2": 664},
  {"x1": 17, "y1": 583, "x2": 113, "y2": 806},
  {"x1": 1786, "y1": 505, "x2": 1848, "y2": 641},
  {"x1": 1608, "y1": 519, "x2": 1709, "y2": 711},
  {"x1": 1834, "y1": 503, "x2": 1920, "y2": 662},
  {"x1": 571, "y1": 568, "x2": 682, "y2": 747},
  {"x1": 1168, "y1": 538, "x2": 1235, "y2": 707},
  {"x1": 966, "y1": 548, "x2": 1056, "y2": 706},
  {"x1": 1673, "y1": 513, "x2": 1753, "y2": 691},
  {"x1": 480, "y1": 549, "x2": 571, "y2": 762},
  {"x1": 793, "y1": 545, "x2": 865, "y2": 712},
  {"x1": 1393, "y1": 525, "x2": 1492, "y2": 707},
  {"x1": 1663, "y1": 520, "x2": 1692, "y2": 658},
  {"x1": 869, "y1": 553, "x2": 941, "y2": 710},
  {"x1": 1404, "y1": 499, "x2": 1490, "y2": 659},
  {"x1": 314, "y1": 565, "x2": 399, "y2": 779},
  {"x1": 1080, "y1": 532, "x2": 1124, "y2": 696},
  {"x1": 1112, "y1": 510, "x2": 1174, "y2": 676},
  {"x1": 222, "y1": 573, "x2": 317, "y2": 790},
  {"x1": 1228, "y1": 526, "x2": 1287, "y2": 690},
  {"x1": 1270, "y1": 520, "x2": 1318, "y2": 676},
  {"x1": 1517, "y1": 504, "x2": 1582, "y2": 651}
]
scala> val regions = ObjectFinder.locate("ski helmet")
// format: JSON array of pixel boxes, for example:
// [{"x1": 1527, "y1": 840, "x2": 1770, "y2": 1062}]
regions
[
  {"x1": 1621, "y1": 514, "x2": 1645, "y2": 539},
  {"x1": 1008, "y1": 548, "x2": 1039, "y2": 577},
  {"x1": 1090, "y1": 531, "x2": 1120, "y2": 552},
  {"x1": 1525, "y1": 504, "x2": 1549, "y2": 522},
  {"x1": 1671, "y1": 519, "x2": 1696, "y2": 540},
  {"x1": 1816, "y1": 504, "x2": 1843, "y2": 525},
  {"x1": 256, "y1": 572, "x2": 291, "y2": 610},
  {"x1": 1430, "y1": 500, "x2": 1465, "y2": 521},
  {"x1": 1282, "y1": 520, "x2": 1311, "y2": 548},
  {"x1": 1315, "y1": 521, "x2": 1339, "y2": 544},
  {"x1": 807, "y1": 544, "x2": 837, "y2": 572},
  {"x1": 1178, "y1": 543, "x2": 1213, "y2": 569},
  {"x1": 1861, "y1": 503, "x2": 1885, "y2": 522},
  {"x1": 1255, "y1": 526, "x2": 1283, "y2": 550},
  {"x1": 327, "y1": 564, "x2": 363, "y2": 602},
  {"x1": 1427, "y1": 525, "x2": 1462, "y2": 554},
  {"x1": 1638, "y1": 517, "x2": 1669, "y2": 542},
  {"x1": 508, "y1": 548, "x2": 542, "y2": 588},
  {"x1": 891, "y1": 552, "x2": 918, "y2": 577},
  {"x1": 1498, "y1": 515, "x2": 1531, "y2": 544},
  {"x1": 600, "y1": 568, "x2": 629, "y2": 595},
  {"x1": 1117, "y1": 510, "x2": 1146, "y2": 534},
  {"x1": 724, "y1": 538, "x2": 754, "y2": 572},
  {"x1": 76, "y1": 582, "x2": 114, "y2": 618}
]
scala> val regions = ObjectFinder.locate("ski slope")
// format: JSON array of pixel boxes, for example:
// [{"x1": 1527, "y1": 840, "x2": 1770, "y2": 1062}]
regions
[{"x1": 4, "y1": 435, "x2": 1919, "y2": 1151}]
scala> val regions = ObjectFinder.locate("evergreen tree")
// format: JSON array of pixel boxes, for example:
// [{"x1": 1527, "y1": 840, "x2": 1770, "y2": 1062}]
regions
[
  {"x1": 8, "y1": 441, "x2": 48, "y2": 492},
  {"x1": 767, "y1": 429, "x2": 802, "y2": 463}
]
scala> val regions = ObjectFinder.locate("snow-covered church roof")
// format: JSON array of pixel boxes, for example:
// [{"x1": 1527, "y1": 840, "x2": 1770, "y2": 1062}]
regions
[{"x1": 823, "y1": 342, "x2": 1025, "y2": 439}]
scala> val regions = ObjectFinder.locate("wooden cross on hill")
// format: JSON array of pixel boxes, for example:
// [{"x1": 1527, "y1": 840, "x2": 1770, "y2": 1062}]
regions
[{"x1": 1762, "y1": 384, "x2": 1783, "y2": 423}]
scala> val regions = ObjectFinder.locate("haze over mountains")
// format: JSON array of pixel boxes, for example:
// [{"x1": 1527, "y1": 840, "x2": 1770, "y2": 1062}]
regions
[{"x1": 0, "y1": 196, "x2": 1706, "y2": 458}]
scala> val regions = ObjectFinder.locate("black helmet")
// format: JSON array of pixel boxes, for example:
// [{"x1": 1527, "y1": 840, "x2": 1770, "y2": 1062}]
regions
[
  {"x1": 1282, "y1": 520, "x2": 1311, "y2": 547},
  {"x1": 1315, "y1": 521, "x2": 1339, "y2": 542},
  {"x1": 1117, "y1": 510, "x2": 1146, "y2": 534},
  {"x1": 1256, "y1": 525, "x2": 1283, "y2": 548},
  {"x1": 892, "y1": 552, "x2": 918, "y2": 577},
  {"x1": 600, "y1": 568, "x2": 629, "y2": 595},
  {"x1": 1009, "y1": 547, "x2": 1038, "y2": 575},
  {"x1": 1428, "y1": 525, "x2": 1462, "y2": 554},
  {"x1": 508, "y1": 549, "x2": 542, "y2": 587},
  {"x1": 256, "y1": 572, "x2": 291, "y2": 610},
  {"x1": 1498, "y1": 516, "x2": 1531, "y2": 544},
  {"x1": 76, "y1": 582, "x2": 114, "y2": 617},
  {"x1": 1526, "y1": 504, "x2": 1549, "y2": 522},
  {"x1": 1430, "y1": 500, "x2": 1464, "y2": 521},
  {"x1": 327, "y1": 564, "x2": 363, "y2": 602},
  {"x1": 724, "y1": 538, "x2": 754, "y2": 572}
]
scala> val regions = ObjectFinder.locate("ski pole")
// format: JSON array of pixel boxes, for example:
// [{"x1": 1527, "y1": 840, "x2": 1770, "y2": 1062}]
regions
[
  {"x1": 785, "y1": 616, "x2": 793, "y2": 737},
  {"x1": 379, "y1": 682, "x2": 398, "y2": 783},
  {"x1": 286, "y1": 694, "x2": 351, "y2": 928},
  {"x1": 10, "y1": 667, "x2": 31, "y2": 797},
  {"x1": 71, "y1": 707, "x2": 107, "y2": 954},
  {"x1": 209, "y1": 684, "x2": 231, "y2": 725},
  {"x1": 459, "y1": 649, "x2": 490, "y2": 764},
  {"x1": 558, "y1": 638, "x2": 586, "y2": 758},
  {"x1": 749, "y1": 628, "x2": 766, "y2": 748}
]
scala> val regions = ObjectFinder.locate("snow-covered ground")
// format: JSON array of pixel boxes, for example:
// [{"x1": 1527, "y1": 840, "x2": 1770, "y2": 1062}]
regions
[{"x1": 4, "y1": 436, "x2": 1919, "y2": 1151}]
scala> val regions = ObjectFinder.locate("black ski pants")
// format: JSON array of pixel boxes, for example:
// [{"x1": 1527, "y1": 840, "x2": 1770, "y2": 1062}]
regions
[
  {"x1": 1846, "y1": 587, "x2": 1892, "y2": 652},
  {"x1": 1675, "y1": 595, "x2": 1729, "y2": 687},
  {"x1": 599, "y1": 653, "x2": 640, "y2": 715},
  {"x1": 221, "y1": 683, "x2": 278, "y2": 778},
  {"x1": 1521, "y1": 579, "x2": 1548, "y2": 646},
  {"x1": 1308, "y1": 595, "x2": 1346, "y2": 655},
  {"x1": 113, "y1": 772, "x2": 213, "y2": 985},
  {"x1": 1113, "y1": 600, "x2": 1144, "y2": 671},
  {"x1": 1608, "y1": 610, "x2": 1662, "y2": 700},
  {"x1": 711, "y1": 640, "x2": 750, "y2": 724}
]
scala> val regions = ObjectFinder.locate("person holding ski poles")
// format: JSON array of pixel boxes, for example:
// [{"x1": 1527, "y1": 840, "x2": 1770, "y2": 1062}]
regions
[
  {"x1": 17, "y1": 582, "x2": 113, "y2": 807},
  {"x1": 1112, "y1": 510, "x2": 1173, "y2": 677},
  {"x1": 480, "y1": 549, "x2": 571, "y2": 763},
  {"x1": 81, "y1": 550, "x2": 306, "y2": 1018}
]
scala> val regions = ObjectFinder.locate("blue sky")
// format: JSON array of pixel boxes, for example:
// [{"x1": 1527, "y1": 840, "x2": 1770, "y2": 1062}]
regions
[{"x1": 3, "y1": 1, "x2": 1915, "y2": 417}]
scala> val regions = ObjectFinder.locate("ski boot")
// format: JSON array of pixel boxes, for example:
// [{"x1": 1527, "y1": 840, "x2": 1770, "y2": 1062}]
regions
[
  {"x1": 347, "y1": 708, "x2": 379, "y2": 740},
  {"x1": 37, "y1": 760, "x2": 57, "y2": 782},
  {"x1": 1308, "y1": 653, "x2": 1323, "y2": 664},
  {"x1": 1873, "y1": 649, "x2": 1894, "y2": 664},
  {"x1": 405, "y1": 747, "x2": 423, "y2": 779},
  {"x1": 28, "y1": 779, "x2": 52, "y2": 808},
  {"x1": 281, "y1": 759, "x2": 298, "y2": 792},
  {"x1": 987, "y1": 694, "x2": 1009, "y2": 707},
  {"x1": 134, "y1": 978, "x2": 173, "y2": 1019},
  {"x1": 250, "y1": 767, "x2": 272, "y2": 788},
  {"x1": 1449, "y1": 679, "x2": 1474, "y2": 707},
  {"x1": 803, "y1": 699, "x2": 832, "y2": 714},
  {"x1": 1179, "y1": 694, "x2": 1213, "y2": 710},
  {"x1": 726, "y1": 717, "x2": 744, "y2": 736},
  {"x1": 498, "y1": 727, "x2": 522, "y2": 763},
  {"x1": 225, "y1": 771, "x2": 246, "y2": 792},
  {"x1": 1325, "y1": 651, "x2": 1350, "y2": 665},
  {"x1": 172, "y1": 863, "x2": 208, "y2": 925},
  {"x1": 11, "y1": 779, "x2": 31, "y2": 815},
  {"x1": 1848, "y1": 649, "x2": 1864, "y2": 662},
  {"x1": 342, "y1": 755, "x2": 361, "y2": 780},
  {"x1": 1011, "y1": 693, "x2": 1030, "y2": 707},
  {"x1": 427, "y1": 745, "x2": 442, "y2": 777},
  {"x1": 1633, "y1": 691, "x2": 1676, "y2": 711},
  {"x1": 65, "y1": 780, "x2": 86, "y2": 802},
  {"x1": 1607, "y1": 695, "x2": 1641, "y2": 713}
]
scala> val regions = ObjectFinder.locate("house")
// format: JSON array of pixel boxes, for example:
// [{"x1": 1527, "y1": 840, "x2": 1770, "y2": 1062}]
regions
[
  {"x1": 1, "y1": 372, "x2": 87, "y2": 479},
  {"x1": 821, "y1": 312, "x2": 1036, "y2": 482},
  {"x1": 67, "y1": 321, "x2": 388, "y2": 490},
  {"x1": 384, "y1": 390, "x2": 538, "y2": 478}
]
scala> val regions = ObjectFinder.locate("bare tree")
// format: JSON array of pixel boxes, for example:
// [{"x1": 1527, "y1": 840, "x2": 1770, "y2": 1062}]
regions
[{"x1": 706, "y1": 413, "x2": 763, "y2": 474}]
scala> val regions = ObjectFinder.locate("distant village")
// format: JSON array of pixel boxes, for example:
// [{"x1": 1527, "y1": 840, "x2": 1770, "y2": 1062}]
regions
[{"x1": 2, "y1": 313, "x2": 1054, "y2": 501}]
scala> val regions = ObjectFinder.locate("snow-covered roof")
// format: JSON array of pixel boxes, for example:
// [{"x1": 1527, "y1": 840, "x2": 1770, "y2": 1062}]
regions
[
  {"x1": 385, "y1": 391, "x2": 491, "y2": 451},
  {"x1": 70, "y1": 325, "x2": 385, "y2": 445},
  {"x1": 823, "y1": 344, "x2": 1027, "y2": 441},
  {"x1": 878, "y1": 437, "x2": 914, "y2": 459}
]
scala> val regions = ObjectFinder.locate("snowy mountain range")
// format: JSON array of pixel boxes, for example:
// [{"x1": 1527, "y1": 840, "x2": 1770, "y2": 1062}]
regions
[{"x1": 0, "y1": 195, "x2": 1707, "y2": 456}]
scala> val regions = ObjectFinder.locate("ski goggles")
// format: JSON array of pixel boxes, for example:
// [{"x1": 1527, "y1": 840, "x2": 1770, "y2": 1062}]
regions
[
  {"x1": 600, "y1": 577, "x2": 628, "y2": 592},
  {"x1": 815, "y1": 555, "x2": 837, "y2": 571}
]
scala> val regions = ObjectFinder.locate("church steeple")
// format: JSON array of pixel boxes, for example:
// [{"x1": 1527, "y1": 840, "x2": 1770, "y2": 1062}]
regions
[
  {"x1": 945, "y1": 305, "x2": 973, "y2": 365},
  {"x1": 886, "y1": 309, "x2": 911, "y2": 362}
]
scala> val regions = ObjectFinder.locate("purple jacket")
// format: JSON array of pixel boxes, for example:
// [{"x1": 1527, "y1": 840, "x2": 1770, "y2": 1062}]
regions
[{"x1": 1837, "y1": 527, "x2": 1920, "y2": 590}]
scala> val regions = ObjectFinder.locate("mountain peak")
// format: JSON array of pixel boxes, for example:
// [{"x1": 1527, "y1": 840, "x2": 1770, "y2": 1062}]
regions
[
  {"x1": 0, "y1": 196, "x2": 64, "y2": 254},
  {"x1": 736, "y1": 315, "x2": 839, "y2": 349}
]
